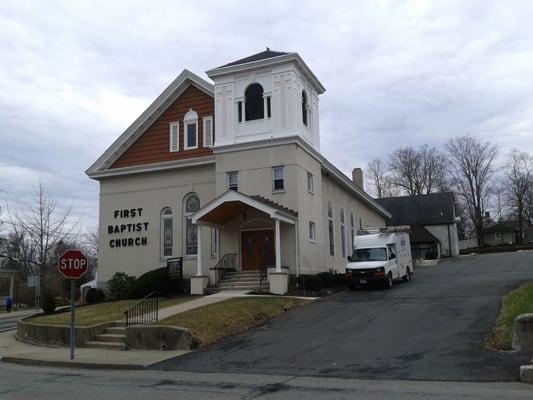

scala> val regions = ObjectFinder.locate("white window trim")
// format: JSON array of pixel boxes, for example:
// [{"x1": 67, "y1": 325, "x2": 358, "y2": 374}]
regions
[
  {"x1": 309, "y1": 221, "x2": 317, "y2": 243},
  {"x1": 227, "y1": 171, "x2": 238, "y2": 191},
  {"x1": 184, "y1": 193, "x2": 200, "y2": 258},
  {"x1": 184, "y1": 120, "x2": 199, "y2": 150},
  {"x1": 307, "y1": 171, "x2": 314, "y2": 194},
  {"x1": 203, "y1": 115, "x2": 213, "y2": 148},
  {"x1": 160, "y1": 208, "x2": 173, "y2": 259},
  {"x1": 340, "y1": 208, "x2": 347, "y2": 258},
  {"x1": 272, "y1": 166, "x2": 285, "y2": 193},
  {"x1": 169, "y1": 121, "x2": 179, "y2": 152},
  {"x1": 328, "y1": 202, "x2": 335, "y2": 258}
]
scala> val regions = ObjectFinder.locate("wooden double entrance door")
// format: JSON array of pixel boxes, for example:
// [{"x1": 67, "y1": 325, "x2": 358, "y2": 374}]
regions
[{"x1": 241, "y1": 230, "x2": 275, "y2": 271}]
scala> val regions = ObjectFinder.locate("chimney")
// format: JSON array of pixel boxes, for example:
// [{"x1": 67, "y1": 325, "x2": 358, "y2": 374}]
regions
[{"x1": 352, "y1": 168, "x2": 364, "y2": 190}]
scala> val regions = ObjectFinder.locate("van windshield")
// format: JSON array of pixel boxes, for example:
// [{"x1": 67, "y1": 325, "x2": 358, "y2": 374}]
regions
[{"x1": 351, "y1": 247, "x2": 387, "y2": 262}]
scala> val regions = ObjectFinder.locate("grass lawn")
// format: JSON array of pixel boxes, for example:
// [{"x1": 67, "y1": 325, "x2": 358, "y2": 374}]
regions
[
  {"x1": 28, "y1": 297, "x2": 199, "y2": 327},
  {"x1": 158, "y1": 297, "x2": 310, "y2": 346},
  {"x1": 486, "y1": 282, "x2": 533, "y2": 350}
]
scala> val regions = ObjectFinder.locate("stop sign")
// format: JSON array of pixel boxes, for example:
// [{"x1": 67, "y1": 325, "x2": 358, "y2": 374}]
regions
[{"x1": 58, "y1": 249, "x2": 88, "y2": 280}]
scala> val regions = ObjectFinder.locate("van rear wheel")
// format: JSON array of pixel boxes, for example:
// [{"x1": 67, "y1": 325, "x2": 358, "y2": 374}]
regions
[
  {"x1": 385, "y1": 273, "x2": 393, "y2": 289},
  {"x1": 402, "y1": 267, "x2": 412, "y2": 282}
]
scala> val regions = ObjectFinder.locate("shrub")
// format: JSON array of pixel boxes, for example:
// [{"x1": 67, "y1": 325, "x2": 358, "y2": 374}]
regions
[
  {"x1": 86, "y1": 288, "x2": 106, "y2": 304},
  {"x1": 132, "y1": 267, "x2": 179, "y2": 298},
  {"x1": 42, "y1": 293, "x2": 56, "y2": 314},
  {"x1": 317, "y1": 272, "x2": 336, "y2": 288},
  {"x1": 108, "y1": 272, "x2": 136, "y2": 299},
  {"x1": 297, "y1": 275, "x2": 324, "y2": 292}
]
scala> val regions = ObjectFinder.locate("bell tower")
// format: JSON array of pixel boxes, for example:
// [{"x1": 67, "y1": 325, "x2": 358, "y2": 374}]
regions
[{"x1": 206, "y1": 49, "x2": 325, "y2": 150}]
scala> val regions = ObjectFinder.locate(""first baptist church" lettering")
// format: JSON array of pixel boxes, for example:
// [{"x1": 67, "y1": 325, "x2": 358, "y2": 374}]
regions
[{"x1": 108, "y1": 208, "x2": 149, "y2": 248}]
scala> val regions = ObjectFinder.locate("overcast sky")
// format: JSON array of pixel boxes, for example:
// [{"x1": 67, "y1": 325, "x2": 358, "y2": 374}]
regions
[{"x1": 2, "y1": 0, "x2": 533, "y2": 231}]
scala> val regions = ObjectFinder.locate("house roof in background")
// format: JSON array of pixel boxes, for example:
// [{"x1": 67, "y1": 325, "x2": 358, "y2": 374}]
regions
[
  {"x1": 376, "y1": 192, "x2": 456, "y2": 226},
  {"x1": 410, "y1": 224, "x2": 440, "y2": 244}
]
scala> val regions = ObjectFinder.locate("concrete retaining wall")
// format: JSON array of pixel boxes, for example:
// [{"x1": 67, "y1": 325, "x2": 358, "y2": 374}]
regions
[
  {"x1": 125, "y1": 325, "x2": 194, "y2": 350},
  {"x1": 16, "y1": 319, "x2": 112, "y2": 347},
  {"x1": 513, "y1": 313, "x2": 533, "y2": 351}
]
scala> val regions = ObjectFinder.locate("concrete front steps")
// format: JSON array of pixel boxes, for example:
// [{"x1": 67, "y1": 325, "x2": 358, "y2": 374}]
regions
[
  {"x1": 85, "y1": 322, "x2": 127, "y2": 351},
  {"x1": 215, "y1": 271, "x2": 269, "y2": 291}
]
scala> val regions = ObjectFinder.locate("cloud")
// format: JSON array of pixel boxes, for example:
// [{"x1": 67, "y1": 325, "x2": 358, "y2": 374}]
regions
[{"x1": 2, "y1": 0, "x2": 533, "y2": 230}]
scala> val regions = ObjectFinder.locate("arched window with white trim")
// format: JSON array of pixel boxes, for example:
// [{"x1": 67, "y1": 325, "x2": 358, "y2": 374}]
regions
[
  {"x1": 184, "y1": 193, "x2": 201, "y2": 256},
  {"x1": 340, "y1": 208, "x2": 346, "y2": 258},
  {"x1": 184, "y1": 109, "x2": 198, "y2": 150},
  {"x1": 350, "y1": 212, "x2": 356, "y2": 254},
  {"x1": 245, "y1": 83, "x2": 264, "y2": 121},
  {"x1": 161, "y1": 208, "x2": 173, "y2": 257}
]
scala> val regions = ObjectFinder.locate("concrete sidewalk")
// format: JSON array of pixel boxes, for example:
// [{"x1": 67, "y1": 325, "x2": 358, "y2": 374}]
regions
[
  {"x1": 0, "y1": 308, "x2": 41, "y2": 320},
  {"x1": 0, "y1": 330, "x2": 188, "y2": 369}
]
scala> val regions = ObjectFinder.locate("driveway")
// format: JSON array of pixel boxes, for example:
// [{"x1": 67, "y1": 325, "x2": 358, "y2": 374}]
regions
[{"x1": 152, "y1": 251, "x2": 533, "y2": 381}]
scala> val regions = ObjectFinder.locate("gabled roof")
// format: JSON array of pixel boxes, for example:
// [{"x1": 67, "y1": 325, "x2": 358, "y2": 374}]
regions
[
  {"x1": 218, "y1": 48, "x2": 289, "y2": 68},
  {"x1": 206, "y1": 49, "x2": 326, "y2": 94},
  {"x1": 376, "y1": 192, "x2": 456, "y2": 226},
  {"x1": 192, "y1": 190, "x2": 296, "y2": 226},
  {"x1": 86, "y1": 69, "x2": 213, "y2": 178},
  {"x1": 410, "y1": 224, "x2": 440, "y2": 244}
]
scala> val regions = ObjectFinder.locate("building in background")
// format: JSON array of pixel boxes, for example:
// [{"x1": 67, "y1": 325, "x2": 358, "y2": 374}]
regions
[
  {"x1": 376, "y1": 192, "x2": 460, "y2": 258},
  {"x1": 87, "y1": 49, "x2": 390, "y2": 294}
]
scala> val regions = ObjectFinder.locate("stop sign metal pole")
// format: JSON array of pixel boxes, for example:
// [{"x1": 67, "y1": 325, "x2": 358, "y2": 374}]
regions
[
  {"x1": 70, "y1": 279, "x2": 75, "y2": 359},
  {"x1": 58, "y1": 249, "x2": 88, "y2": 361}
]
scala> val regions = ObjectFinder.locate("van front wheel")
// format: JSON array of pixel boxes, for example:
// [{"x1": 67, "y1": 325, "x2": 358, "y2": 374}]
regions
[{"x1": 385, "y1": 273, "x2": 393, "y2": 289}]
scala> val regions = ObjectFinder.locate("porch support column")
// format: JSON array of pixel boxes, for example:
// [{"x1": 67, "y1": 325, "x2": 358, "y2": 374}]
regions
[
  {"x1": 191, "y1": 225, "x2": 208, "y2": 295},
  {"x1": 196, "y1": 226, "x2": 203, "y2": 276},
  {"x1": 274, "y1": 218, "x2": 282, "y2": 273}
]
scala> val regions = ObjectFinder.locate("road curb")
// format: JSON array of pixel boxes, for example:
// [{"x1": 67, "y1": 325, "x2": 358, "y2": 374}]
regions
[{"x1": 0, "y1": 356, "x2": 146, "y2": 370}]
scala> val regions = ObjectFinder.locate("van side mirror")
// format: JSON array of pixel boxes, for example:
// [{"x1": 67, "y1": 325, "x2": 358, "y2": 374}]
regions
[{"x1": 389, "y1": 253, "x2": 396, "y2": 260}]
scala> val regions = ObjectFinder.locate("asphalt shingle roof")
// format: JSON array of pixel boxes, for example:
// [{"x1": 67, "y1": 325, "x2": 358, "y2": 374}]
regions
[
  {"x1": 218, "y1": 49, "x2": 289, "y2": 68},
  {"x1": 376, "y1": 192, "x2": 456, "y2": 226}
]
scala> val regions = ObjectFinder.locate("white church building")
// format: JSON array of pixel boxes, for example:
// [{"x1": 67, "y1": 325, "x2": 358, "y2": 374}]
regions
[{"x1": 87, "y1": 49, "x2": 390, "y2": 294}]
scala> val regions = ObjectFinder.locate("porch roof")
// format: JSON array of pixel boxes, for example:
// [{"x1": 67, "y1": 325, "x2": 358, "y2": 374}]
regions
[{"x1": 192, "y1": 190, "x2": 297, "y2": 226}]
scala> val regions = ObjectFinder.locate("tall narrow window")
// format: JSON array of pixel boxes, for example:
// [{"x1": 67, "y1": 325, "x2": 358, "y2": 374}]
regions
[
  {"x1": 245, "y1": 83, "x2": 264, "y2": 121},
  {"x1": 203, "y1": 116, "x2": 213, "y2": 147},
  {"x1": 350, "y1": 213, "x2": 356, "y2": 253},
  {"x1": 302, "y1": 90, "x2": 308, "y2": 126},
  {"x1": 169, "y1": 122, "x2": 179, "y2": 152},
  {"x1": 161, "y1": 208, "x2": 173, "y2": 257},
  {"x1": 184, "y1": 193, "x2": 201, "y2": 256},
  {"x1": 328, "y1": 201, "x2": 335, "y2": 257},
  {"x1": 340, "y1": 208, "x2": 346, "y2": 258},
  {"x1": 237, "y1": 101, "x2": 243, "y2": 123},
  {"x1": 266, "y1": 96, "x2": 271, "y2": 118},
  {"x1": 184, "y1": 109, "x2": 198, "y2": 150},
  {"x1": 272, "y1": 166, "x2": 285, "y2": 192},
  {"x1": 309, "y1": 221, "x2": 316, "y2": 242},
  {"x1": 307, "y1": 172, "x2": 313, "y2": 193},
  {"x1": 227, "y1": 171, "x2": 238, "y2": 191},
  {"x1": 210, "y1": 228, "x2": 218, "y2": 258}
]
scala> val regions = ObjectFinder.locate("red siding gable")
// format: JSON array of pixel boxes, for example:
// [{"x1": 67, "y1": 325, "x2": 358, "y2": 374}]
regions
[{"x1": 111, "y1": 85, "x2": 214, "y2": 169}]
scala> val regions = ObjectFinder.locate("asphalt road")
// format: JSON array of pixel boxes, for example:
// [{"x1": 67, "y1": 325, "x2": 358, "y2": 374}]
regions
[
  {"x1": 1, "y1": 363, "x2": 533, "y2": 400},
  {"x1": 153, "y1": 251, "x2": 533, "y2": 381}
]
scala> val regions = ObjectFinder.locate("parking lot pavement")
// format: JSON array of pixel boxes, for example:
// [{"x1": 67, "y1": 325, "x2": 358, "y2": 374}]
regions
[{"x1": 152, "y1": 251, "x2": 533, "y2": 381}]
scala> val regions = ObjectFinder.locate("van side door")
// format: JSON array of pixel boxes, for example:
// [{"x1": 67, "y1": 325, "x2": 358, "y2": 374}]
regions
[{"x1": 387, "y1": 244, "x2": 400, "y2": 279}]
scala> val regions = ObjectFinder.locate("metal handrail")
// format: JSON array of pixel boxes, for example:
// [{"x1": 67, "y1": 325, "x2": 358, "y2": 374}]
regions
[
  {"x1": 210, "y1": 253, "x2": 237, "y2": 284},
  {"x1": 124, "y1": 291, "x2": 159, "y2": 327}
]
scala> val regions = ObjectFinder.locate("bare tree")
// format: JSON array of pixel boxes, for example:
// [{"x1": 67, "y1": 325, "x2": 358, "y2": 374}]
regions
[
  {"x1": 504, "y1": 149, "x2": 533, "y2": 244},
  {"x1": 446, "y1": 135, "x2": 498, "y2": 247},
  {"x1": 9, "y1": 180, "x2": 81, "y2": 301},
  {"x1": 388, "y1": 145, "x2": 447, "y2": 195},
  {"x1": 367, "y1": 159, "x2": 389, "y2": 198}
]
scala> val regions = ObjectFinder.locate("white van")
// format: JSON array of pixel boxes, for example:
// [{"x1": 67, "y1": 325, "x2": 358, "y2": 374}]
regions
[{"x1": 345, "y1": 226, "x2": 413, "y2": 289}]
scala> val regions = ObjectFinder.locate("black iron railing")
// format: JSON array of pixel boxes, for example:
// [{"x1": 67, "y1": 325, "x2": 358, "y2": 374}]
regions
[
  {"x1": 124, "y1": 291, "x2": 159, "y2": 327},
  {"x1": 259, "y1": 260, "x2": 269, "y2": 288},
  {"x1": 210, "y1": 253, "x2": 237, "y2": 284}
]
